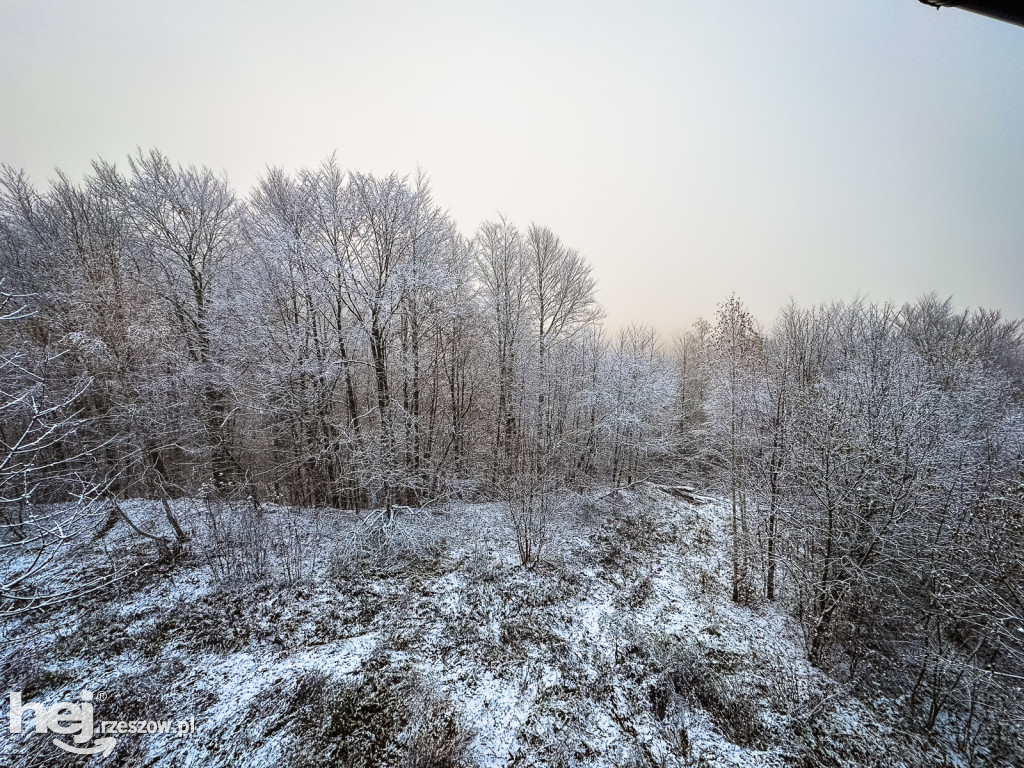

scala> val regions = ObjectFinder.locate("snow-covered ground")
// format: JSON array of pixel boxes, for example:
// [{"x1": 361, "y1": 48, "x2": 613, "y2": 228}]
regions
[{"x1": 1, "y1": 488, "x2": 964, "y2": 767}]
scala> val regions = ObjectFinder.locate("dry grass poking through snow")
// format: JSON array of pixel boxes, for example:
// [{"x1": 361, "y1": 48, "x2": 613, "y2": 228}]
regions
[{"x1": 0, "y1": 489, "x2": 974, "y2": 767}]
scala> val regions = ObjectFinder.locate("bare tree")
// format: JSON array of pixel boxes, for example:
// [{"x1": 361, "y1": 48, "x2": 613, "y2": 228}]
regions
[
  {"x1": 475, "y1": 217, "x2": 530, "y2": 479},
  {"x1": 0, "y1": 285, "x2": 116, "y2": 616},
  {"x1": 97, "y1": 149, "x2": 241, "y2": 488},
  {"x1": 706, "y1": 295, "x2": 763, "y2": 605}
]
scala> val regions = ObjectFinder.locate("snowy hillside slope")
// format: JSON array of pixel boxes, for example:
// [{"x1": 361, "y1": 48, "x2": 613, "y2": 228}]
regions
[{"x1": 1, "y1": 488, "x2": 970, "y2": 767}]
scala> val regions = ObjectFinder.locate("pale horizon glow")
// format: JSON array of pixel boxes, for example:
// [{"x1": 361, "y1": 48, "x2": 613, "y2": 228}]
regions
[{"x1": 1, "y1": 0, "x2": 1022, "y2": 336}]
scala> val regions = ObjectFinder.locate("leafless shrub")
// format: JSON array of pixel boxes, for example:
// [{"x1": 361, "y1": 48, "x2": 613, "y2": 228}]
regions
[
  {"x1": 194, "y1": 496, "x2": 270, "y2": 583},
  {"x1": 270, "y1": 506, "x2": 324, "y2": 586},
  {"x1": 330, "y1": 506, "x2": 450, "y2": 582},
  {"x1": 497, "y1": 467, "x2": 587, "y2": 569},
  {"x1": 459, "y1": 544, "x2": 501, "y2": 584},
  {"x1": 759, "y1": 653, "x2": 827, "y2": 730},
  {"x1": 501, "y1": 482, "x2": 553, "y2": 568}
]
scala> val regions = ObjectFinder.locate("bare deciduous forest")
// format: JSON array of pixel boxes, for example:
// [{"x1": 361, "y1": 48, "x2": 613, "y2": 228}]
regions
[{"x1": 1, "y1": 152, "x2": 1023, "y2": 767}]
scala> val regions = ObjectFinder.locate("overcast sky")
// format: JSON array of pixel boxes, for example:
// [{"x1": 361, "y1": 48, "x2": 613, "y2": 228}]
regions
[{"x1": 1, "y1": 0, "x2": 1021, "y2": 335}]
